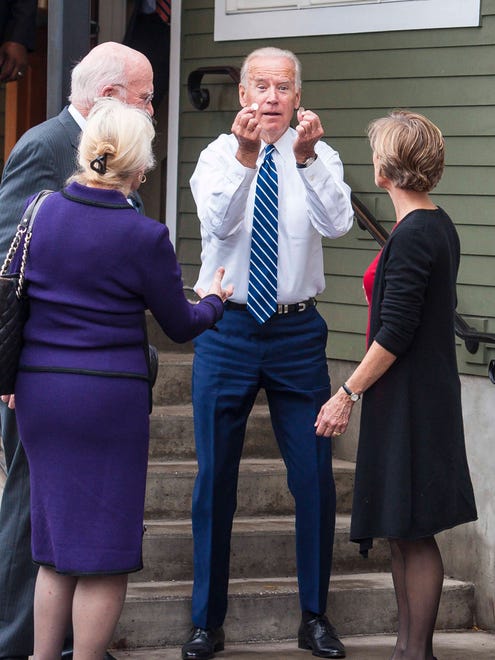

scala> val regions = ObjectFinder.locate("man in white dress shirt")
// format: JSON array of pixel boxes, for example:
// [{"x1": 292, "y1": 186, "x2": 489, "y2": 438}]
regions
[{"x1": 182, "y1": 47, "x2": 354, "y2": 660}]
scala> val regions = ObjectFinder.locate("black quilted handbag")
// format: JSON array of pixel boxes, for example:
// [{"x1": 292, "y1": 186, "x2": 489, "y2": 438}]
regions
[{"x1": 0, "y1": 191, "x2": 52, "y2": 394}]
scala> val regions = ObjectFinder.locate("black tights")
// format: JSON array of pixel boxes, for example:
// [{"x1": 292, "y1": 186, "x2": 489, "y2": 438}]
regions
[{"x1": 389, "y1": 536, "x2": 443, "y2": 660}]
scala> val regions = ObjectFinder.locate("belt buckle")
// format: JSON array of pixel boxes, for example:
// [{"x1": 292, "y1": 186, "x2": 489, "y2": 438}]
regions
[{"x1": 278, "y1": 303, "x2": 289, "y2": 314}]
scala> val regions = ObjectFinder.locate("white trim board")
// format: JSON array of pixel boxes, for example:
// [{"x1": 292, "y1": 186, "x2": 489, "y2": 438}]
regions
[
  {"x1": 166, "y1": 0, "x2": 182, "y2": 248},
  {"x1": 215, "y1": 0, "x2": 481, "y2": 41}
]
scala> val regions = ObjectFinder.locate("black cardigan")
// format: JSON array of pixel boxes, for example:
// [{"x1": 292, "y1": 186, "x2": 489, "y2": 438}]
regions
[{"x1": 350, "y1": 208, "x2": 477, "y2": 549}]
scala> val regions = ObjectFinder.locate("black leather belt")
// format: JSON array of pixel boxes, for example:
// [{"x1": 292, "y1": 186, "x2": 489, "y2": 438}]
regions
[{"x1": 225, "y1": 298, "x2": 316, "y2": 315}]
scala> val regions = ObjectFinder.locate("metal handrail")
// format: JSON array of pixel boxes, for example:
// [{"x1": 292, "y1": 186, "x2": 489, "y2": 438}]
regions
[
  {"x1": 351, "y1": 193, "x2": 495, "y2": 359},
  {"x1": 187, "y1": 66, "x2": 240, "y2": 110}
]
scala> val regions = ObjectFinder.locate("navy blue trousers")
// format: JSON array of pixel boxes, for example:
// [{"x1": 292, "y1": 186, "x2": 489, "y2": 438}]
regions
[{"x1": 191, "y1": 306, "x2": 336, "y2": 628}]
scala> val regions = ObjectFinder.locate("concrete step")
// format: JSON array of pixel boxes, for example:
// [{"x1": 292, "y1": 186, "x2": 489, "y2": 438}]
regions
[
  {"x1": 151, "y1": 353, "x2": 193, "y2": 405},
  {"x1": 113, "y1": 573, "x2": 474, "y2": 649},
  {"x1": 144, "y1": 458, "x2": 355, "y2": 519},
  {"x1": 150, "y1": 352, "x2": 268, "y2": 406},
  {"x1": 132, "y1": 514, "x2": 389, "y2": 582},
  {"x1": 110, "y1": 630, "x2": 495, "y2": 660},
  {"x1": 149, "y1": 404, "x2": 279, "y2": 460}
]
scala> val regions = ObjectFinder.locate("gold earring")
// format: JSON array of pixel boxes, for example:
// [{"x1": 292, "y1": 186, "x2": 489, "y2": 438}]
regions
[{"x1": 139, "y1": 174, "x2": 147, "y2": 184}]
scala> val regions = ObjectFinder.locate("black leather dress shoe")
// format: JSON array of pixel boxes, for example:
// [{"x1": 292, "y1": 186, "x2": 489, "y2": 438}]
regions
[
  {"x1": 298, "y1": 613, "x2": 346, "y2": 658},
  {"x1": 181, "y1": 626, "x2": 225, "y2": 659}
]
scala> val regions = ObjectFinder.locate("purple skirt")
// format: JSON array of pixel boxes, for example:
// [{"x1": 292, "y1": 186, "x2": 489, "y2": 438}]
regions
[{"x1": 15, "y1": 371, "x2": 150, "y2": 575}]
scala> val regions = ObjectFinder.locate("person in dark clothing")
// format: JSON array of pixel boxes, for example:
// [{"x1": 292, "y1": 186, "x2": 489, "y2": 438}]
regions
[
  {"x1": 0, "y1": 0, "x2": 37, "y2": 82},
  {"x1": 123, "y1": 0, "x2": 170, "y2": 110},
  {"x1": 315, "y1": 110, "x2": 477, "y2": 660}
]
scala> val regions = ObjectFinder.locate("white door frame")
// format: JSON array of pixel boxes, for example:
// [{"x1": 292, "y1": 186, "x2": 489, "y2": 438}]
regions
[
  {"x1": 166, "y1": 0, "x2": 181, "y2": 248},
  {"x1": 98, "y1": 0, "x2": 180, "y2": 248}
]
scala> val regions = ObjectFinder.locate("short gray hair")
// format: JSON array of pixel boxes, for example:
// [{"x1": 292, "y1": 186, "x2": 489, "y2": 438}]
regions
[
  {"x1": 69, "y1": 42, "x2": 149, "y2": 116},
  {"x1": 240, "y1": 47, "x2": 302, "y2": 91}
]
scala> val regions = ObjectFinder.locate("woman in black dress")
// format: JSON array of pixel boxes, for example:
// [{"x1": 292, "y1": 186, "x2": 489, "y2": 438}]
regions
[{"x1": 315, "y1": 110, "x2": 477, "y2": 660}]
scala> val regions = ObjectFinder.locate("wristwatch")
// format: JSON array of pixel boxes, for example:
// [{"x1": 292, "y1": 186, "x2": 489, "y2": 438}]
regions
[
  {"x1": 342, "y1": 382, "x2": 361, "y2": 402},
  {"x1": 296, "y1": 154, "x2": 318, "y2": 168}
]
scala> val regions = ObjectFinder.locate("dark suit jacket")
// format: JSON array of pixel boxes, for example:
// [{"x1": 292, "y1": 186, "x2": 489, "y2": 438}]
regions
[
  {"x1": 0, "y1": 0, "x2": 37, "y2": 50},
  {"x1": 0, "y1": 105, "x2": 145, "y2": 262},
  {"x1": 0, "y1": 106, "x2": 80, "y2": 261}
]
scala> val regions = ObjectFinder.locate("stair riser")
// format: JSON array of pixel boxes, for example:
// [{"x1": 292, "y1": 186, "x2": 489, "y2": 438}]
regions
[
  {"x1": 132, "y1": 530, "x2": 390, "y2": 582},
  {"x1": 145, "y1": 469, "x2": 295, "y2": 518},
  {"x1": 114, "y1": 584, "x2": 474, "y2": 648},
  {"x1": 149, "y1": 413, "x2": 279, "y2": 460},
  {"x1": 152, "y1": 363, "x2": 192, "y2": 405},
  {"x1": 151, "y1": 359, "x2": 269, "y2": 406},
  {"x1": 144, "y1": 467, "x2": 354, "y2": 519}
]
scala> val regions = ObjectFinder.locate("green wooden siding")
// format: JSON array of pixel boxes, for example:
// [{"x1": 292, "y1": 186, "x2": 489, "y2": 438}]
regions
[{"x1": 179, "y1": 0, "x2": 495, "y2": 376}]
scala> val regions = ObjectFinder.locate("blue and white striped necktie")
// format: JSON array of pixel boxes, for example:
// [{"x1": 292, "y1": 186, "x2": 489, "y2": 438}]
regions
[{"x1": 247, "y1": 144, "x2": 278, "y2": 324}]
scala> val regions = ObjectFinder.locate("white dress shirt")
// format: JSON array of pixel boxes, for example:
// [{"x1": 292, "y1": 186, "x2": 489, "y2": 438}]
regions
[
  {"x1": 68, "y1": 104, "x2": 86, "y2": 129},
  {"x1": 191, "y1": 127, "x2": 353, "y2": 304}
]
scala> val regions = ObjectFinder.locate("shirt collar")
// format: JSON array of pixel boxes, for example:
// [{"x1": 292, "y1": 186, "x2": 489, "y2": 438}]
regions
[
  {"x1": 260, "y1": 127, "x2": 295, "y2": 162},
  {"x1": 68, "y1": 104, "x2": 86, "y2": 130}
]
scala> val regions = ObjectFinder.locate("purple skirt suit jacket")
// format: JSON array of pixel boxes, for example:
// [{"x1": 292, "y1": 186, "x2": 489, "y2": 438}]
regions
[{"x1": 14, "y1": 182, "x2": 223, "y2": 575}]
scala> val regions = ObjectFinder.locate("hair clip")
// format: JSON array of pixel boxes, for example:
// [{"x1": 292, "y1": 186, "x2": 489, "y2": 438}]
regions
[{"x1": 90, "y1": 153, "x2": 108, "y2": 174}]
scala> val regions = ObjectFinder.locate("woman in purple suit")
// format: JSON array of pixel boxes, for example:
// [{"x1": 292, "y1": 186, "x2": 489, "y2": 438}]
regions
[{"x1": 2, "y1": 98, "x2": 232, "y2": 658}]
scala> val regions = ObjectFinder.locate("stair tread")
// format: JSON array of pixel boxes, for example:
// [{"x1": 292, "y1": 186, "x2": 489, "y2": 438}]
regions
[
  {"x1": 143, "y1": 513, "x2": 355, "y2": 535},
  {"x1": 110, "y1": 631, "x2": 495, "y2": 659},
  {"x1": 156, "y1": 352, "x2": 193, "y2": 363},
  {"x1": 125, "y1": 573, "x2": 472, "y2": 601},
  {"x1": 151, "y1": 402, "x2": 270, "y2": 416},
  {"x1": 146, "y1": 457, "x2": 355, "y2": 472}
]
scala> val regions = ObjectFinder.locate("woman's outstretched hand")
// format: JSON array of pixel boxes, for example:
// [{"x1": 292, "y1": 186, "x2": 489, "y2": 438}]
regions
[{"x1": 197, "y1": 266, "x2": 234, "y2": 303}]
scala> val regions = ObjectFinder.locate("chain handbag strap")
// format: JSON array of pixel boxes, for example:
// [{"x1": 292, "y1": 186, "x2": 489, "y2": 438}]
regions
[{"x1": 0, "y1": 190, "x2": 53, "y2": 298}]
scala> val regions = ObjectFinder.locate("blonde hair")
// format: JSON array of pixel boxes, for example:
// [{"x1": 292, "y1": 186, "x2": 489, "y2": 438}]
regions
[
  {"x1": 72, "y1": 98, "x2": 155, "y2": 191},
  {"x1": 368, "y1": 110, "x2": 445, "y2": 192}
]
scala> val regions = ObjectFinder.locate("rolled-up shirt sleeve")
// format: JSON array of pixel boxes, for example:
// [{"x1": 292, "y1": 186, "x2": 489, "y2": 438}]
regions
[{"x1": 297, "y1": 141, "x2": 354, "y2": 239}]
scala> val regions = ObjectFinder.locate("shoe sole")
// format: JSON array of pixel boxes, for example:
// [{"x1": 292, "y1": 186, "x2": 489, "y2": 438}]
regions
[
  {"x1": 298, "y1": 638, "x2": 346, "y2": 658},
  {"x1": 182, "y1": 642, "x2": 225, "y2": 660}
]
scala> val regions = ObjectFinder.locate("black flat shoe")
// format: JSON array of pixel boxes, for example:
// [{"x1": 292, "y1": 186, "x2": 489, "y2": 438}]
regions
[
  {"x1": 182, "y1": 626, "x2": 225, "y2": 660},
  {"x1": 298, "y1": 613, "x2": 346, "y2": 658}
]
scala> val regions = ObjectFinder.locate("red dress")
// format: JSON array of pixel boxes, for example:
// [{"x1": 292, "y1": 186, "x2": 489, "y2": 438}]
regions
[{"x1": 362, "y1": 249, "x2": 382, "y2": 347}]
